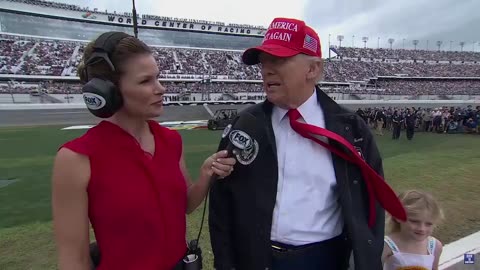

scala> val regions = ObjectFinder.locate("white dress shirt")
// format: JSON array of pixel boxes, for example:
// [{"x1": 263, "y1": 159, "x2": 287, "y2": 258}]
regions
[{"x1": 270, "y1": 90, "x2": 343, "y2": 245}]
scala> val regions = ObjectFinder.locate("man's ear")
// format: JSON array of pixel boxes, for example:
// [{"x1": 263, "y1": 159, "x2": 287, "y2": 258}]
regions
[
  {"x1": 305, "y1": 59, "x2": 315, "y2": 80},
  {"x1": 306, "y1": 58, "x2": 323, "y2": 82},
  {"x1": 317, "y1": 60, "x2": 324, "y2": 81}
]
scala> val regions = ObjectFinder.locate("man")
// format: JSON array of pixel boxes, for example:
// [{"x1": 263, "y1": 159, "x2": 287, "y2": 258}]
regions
[
  {"x1": 385, "y1": 107, "x2": 393, "y2": 131},
  {"x1": 209, "y1": 17, "x2": 401, "y2": 270},
  {"x1": 422, "y1": 108, "x2": 432, "y2": 132},
  {"x1": 356, "y1": 107, "x2": 366, "y2": 124},
  {"x1": 391, "y1": 110, "x2": 403, "y2": 140},
  {"x1": 404, "y1": 108, "x2": 416, "y2": 140},
  {"x1": 374, "y1": 108, "x2": 385, "y2": 135},
  {"x1": 475, "y1": 106, "x2": 480, "y2": 133}
]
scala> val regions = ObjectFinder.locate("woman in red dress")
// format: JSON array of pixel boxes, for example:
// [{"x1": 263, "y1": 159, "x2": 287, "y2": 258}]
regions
[{"x1": 51, "y1": 32, "x2": 236, "y2": 270}]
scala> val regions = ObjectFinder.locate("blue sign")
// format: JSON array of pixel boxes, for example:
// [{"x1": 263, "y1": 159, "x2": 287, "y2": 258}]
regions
[{"x1": 464, "y1": 253, "x2": 475, "y2": 264}]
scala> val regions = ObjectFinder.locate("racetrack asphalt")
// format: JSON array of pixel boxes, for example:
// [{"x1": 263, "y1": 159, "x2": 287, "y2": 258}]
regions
[{"x1": 0, "y1": 104, "x2": 250, "y2": 127}]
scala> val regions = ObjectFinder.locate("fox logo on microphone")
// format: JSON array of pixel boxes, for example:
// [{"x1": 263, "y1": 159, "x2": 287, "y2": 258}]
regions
[
  {"x1": 228, "y1": 130, "x2": 258, "y2": 165},
  {"x1": 229, "y1": 130, "x2": 252, "y2": 150}
]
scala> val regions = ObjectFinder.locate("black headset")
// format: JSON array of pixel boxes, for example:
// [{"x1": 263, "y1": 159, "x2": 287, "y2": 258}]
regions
[{"x1": 81, "y1": 31, "x2": 131, "y2": 118}]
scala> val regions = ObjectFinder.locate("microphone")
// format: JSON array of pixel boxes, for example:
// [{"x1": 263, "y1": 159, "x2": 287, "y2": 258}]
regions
[{"x1": 218, "y1": 112, "x2": 260, "y2": 166}]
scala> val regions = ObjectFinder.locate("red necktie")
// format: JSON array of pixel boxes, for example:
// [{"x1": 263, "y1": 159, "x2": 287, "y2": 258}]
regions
[{"x1": 287, "y1": 109, "x2": 406, "y2": 228}]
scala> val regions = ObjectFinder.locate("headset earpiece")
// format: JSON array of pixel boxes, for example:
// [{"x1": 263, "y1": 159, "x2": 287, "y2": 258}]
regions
[
  {"x1": 82, "y1": 78, "x2": 122, "y2": 118},
  {"x1": 81, "y1": 32, "x2": 130, "y2": 118}
]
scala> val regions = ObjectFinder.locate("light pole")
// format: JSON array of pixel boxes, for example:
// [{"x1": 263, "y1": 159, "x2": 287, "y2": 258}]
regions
[
  {"x1": 413, "y1": 40, "x2": 419, "y2": 50},
  {"x1": 388, "y1": 38, "x2": 395, "y2": 49},
  {"x1": 362, "y1": 36, "x2": 368, "y2": 48},
  {"x1": 328, "y1": 34, "x2": 331, "y2": 58},
  {"x1": 337, "y1": 35, "x2": 344, "y2": 48},
  {"x1": 436, "y1": 41, "x2": 442, "y2": 51}
]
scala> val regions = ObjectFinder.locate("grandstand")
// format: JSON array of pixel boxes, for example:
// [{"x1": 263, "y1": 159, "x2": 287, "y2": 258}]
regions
[{"x1": 0, "y1": 0, "x2": 479, "y2": 104}]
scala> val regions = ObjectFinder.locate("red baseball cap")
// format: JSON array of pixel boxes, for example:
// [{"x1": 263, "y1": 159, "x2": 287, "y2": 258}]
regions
[{"x1": 242, "y1": 17, "x2": 322, "y2": 65}]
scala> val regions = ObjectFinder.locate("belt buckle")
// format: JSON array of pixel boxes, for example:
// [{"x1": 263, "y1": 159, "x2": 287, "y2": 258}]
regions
[{"x1": 271, "y1": 244, "x2": 287, "y2": 252}]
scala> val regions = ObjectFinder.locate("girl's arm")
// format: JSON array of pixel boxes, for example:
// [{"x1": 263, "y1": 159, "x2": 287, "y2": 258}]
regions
[
  {"x1": 432, "y1": 239, "x2": 444, "y2": 270},
  {"x1": 381, "y1": 242, "x2": 393, "y2": 266}
]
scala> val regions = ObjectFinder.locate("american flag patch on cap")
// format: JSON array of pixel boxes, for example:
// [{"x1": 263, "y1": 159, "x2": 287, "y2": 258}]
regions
[{"x1": 303, "y1": 34, "x2": 318, "y2": 53}]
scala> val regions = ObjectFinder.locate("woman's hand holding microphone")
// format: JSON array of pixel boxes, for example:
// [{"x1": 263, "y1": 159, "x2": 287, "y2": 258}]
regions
[
  {"x1": 200, "y1": 150, "x2": 236, "y2": 180},
  {"x1": 186, "y1": 150, "x2": 236, "y2": 214}
]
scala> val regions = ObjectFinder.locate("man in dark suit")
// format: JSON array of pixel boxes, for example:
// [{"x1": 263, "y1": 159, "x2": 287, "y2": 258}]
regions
[
  {"x1": 209, "y1": 17, "x2": 392, "y2": 270},
  {"x1": 404, "y1": 108, "x2": 416, "y2": 140},
  {"x1": 392, "y1": 110, "x2": 403, "y2": 140}
]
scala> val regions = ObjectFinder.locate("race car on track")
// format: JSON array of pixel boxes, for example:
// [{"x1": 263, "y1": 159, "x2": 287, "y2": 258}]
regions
[{"x1": 207, "y1": 109, "x2": 238, "y2": 130}]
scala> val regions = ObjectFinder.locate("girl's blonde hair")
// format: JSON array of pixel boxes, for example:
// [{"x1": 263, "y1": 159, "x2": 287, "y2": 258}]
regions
[{"x1": 386, "y1": 190, "x2": 444, "y2": 234}]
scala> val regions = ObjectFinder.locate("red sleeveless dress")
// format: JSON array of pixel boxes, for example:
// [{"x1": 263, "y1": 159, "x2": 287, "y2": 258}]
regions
[{"x1": 61, "y1": 120, "x2": 188, "y2": 270}]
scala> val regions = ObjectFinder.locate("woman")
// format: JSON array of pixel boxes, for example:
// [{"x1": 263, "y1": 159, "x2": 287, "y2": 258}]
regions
[{"x1": 51, "y1": 32, "x2": 236, "y2": 270}]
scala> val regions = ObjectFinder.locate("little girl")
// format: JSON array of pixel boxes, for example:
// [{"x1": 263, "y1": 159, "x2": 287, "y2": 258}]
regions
[{"x1": 382, "y1": 190, "x2": 445, "y2": 270}]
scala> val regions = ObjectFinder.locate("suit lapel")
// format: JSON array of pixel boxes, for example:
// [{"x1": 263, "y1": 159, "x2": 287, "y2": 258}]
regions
[
  {"x1": 248, "y1": 102, "x2": 279, "y2": 225},
  {"x1": 315, "y1": 87, "x2": 350, "y2": 198},
  {"x1": 316, "y1": 87, "x2": 346, "y2": 142},
  {"x1": 259, "y1": 101, "x2": 277, "y2": 157}
]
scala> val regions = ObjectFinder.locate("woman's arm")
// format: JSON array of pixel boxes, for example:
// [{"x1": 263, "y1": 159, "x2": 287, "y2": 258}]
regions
[
  {"x1": 180, "y1": 150, "x2": 236, "y2": 214},
  {"x1": 51, "y1": 148, "x2": 92, "y2": 270}
]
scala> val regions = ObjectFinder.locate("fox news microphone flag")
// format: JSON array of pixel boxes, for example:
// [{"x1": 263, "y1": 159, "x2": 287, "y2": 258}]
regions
[{"x1": 218, "y1": 112, "x2": 261, "y2": 168}]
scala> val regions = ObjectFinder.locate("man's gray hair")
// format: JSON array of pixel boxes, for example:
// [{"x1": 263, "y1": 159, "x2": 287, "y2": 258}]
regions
[{"x1": 300, "y1": 54, "x2": 324, "y2": 82}]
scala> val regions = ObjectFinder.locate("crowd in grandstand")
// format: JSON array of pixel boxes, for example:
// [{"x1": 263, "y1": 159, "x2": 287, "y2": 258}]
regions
[
  {"x1": 324, "y1": 60, "x2": 480, "y2": 81},
  {"x1": 0, "y1": 81, "x2": 262, "y2": 95},
  {"x1": 336, "y1": 47, "x2": 480, "y2": 62},
  {"x1": 376, "y1": 80, "x2": 480, "y2": 96},
  {"x1": 5, "y1": 0, "x2": 83, "y2": 13},
  {"x1": 1, "y1": 33, "x2": 480, "y2": 96},
  {"x1": 0, "y1": 34, "x2": 262, "y2": 79},
  {"x1": 3, "y1": 80, "x2": 479, "y2": 98}
]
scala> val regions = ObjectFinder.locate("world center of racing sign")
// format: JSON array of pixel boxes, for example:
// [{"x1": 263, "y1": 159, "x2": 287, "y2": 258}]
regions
[{"x1": 102, "y1": 15, "x2": 267, "y2": 36}]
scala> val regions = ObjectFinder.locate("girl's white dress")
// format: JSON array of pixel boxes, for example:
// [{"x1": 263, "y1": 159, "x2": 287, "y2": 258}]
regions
[{"x1": 383, "y1": 235, "x2": 436, "y2": 270}]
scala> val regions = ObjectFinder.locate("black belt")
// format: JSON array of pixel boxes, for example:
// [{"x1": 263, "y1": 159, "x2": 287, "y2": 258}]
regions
[
  {"x1": 271, "y1": 241, "x2": 317, "y2": 252},
  {"x1": 271, "y1": 235, "x2": 343, "y2": 253}
]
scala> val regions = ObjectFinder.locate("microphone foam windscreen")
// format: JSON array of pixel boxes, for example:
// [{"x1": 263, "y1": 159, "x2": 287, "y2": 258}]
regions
[{"x1": 222, "y1": 112, "x2": 261, "y2": 166}]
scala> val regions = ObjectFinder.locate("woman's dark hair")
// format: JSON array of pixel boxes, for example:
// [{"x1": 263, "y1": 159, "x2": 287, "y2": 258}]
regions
[{"x1": 77, "y1": 35, "x2": 152, "y2": 85}]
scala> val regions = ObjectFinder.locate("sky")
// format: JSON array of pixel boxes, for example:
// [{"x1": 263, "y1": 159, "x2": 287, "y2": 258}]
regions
[{"x1": 56, "y1": 0, "x2": 480, "y2": 56}]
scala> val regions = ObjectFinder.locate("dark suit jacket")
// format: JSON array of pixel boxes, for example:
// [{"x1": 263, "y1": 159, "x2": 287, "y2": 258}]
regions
[{"x1": 209, "y1": 88, "x2": 385, "y2": 270}]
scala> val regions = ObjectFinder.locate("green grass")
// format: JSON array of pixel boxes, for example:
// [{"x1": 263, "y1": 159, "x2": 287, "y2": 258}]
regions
[{"x1": 1, "y1": 126, "x2": 479, "y2": 269}]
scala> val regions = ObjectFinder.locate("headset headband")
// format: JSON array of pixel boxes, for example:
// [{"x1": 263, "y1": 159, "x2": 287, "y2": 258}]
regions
[{"x1": 84, "y1": 32, "x2": 131, "y2": 74}]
